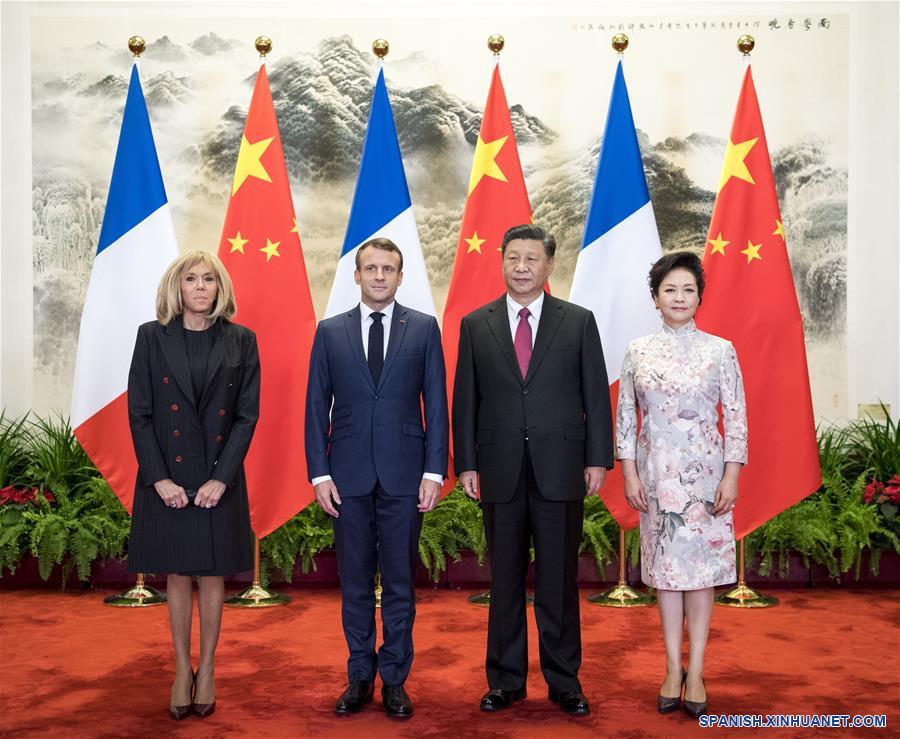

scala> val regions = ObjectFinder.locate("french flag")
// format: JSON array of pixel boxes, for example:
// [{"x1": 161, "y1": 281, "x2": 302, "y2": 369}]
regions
[
  {"x1": 569, "y1": 60, "x2": 661, "y2": 528},
  {"x1": 325, "y1": 67, "x2": 434, "y2": 318},
  {"x1": 71, "y1": 64, "x2": 179, "y2": 511}
]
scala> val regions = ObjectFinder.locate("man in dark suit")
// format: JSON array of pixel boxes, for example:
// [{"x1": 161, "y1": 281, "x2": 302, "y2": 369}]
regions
[
  {"x1": 453, "y1": 224, "x2": 613, "y2": 715},
  {"x1": 306, "y1": 238, "x2": 449, "y2": 719}
]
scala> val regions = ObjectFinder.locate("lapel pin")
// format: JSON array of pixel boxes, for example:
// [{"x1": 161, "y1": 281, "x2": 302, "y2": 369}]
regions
[{"x1": 399, "y1": 319, "x2": 406, "y2": 325}]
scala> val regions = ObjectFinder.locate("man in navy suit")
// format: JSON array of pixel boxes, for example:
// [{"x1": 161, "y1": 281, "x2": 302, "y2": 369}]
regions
[{"x1": 305, "y1": 238, "x2": 449, "y2": 719}]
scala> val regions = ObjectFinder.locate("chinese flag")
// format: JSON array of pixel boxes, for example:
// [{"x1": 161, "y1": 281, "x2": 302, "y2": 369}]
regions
[
  {"x1": 218, "y1": 65, "x2": 317, "y2": 537},
  {"x1": 441, "y1": 64, "x2": 534, "y2": 485},
  {"x1": 696, "y1": 66, "x2": 821, "y2": 540}
]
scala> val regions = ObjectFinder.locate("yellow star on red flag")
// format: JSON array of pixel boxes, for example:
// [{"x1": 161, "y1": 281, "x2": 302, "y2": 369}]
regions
[
  {"x1": 465, "y1": 231, "x2": 486, "y2": 254},
  {"x1": 717, "y1": 137, "x2": 758, "y2": 193},
  {"x1": 773, "y1": 219, "x2": 785, "y2": 241},
  {"x1": 227, "y1": 231, "x2": 249, "y2": 254},
  {"x1": 467, "y1": 135, "x2": 508, "y2": 196},
  {"x1": 260, "y1": 237, "x2": 281, "y2": 262},
  {"x1": 708, "y1": 232, "x2": 730, "y2": 256},
  {"x1": 232, "y1": 134, "x2": 274, "y2": 195},
  {"x1": 740, "y1": 240, "x2": 762, "y2": 264}
]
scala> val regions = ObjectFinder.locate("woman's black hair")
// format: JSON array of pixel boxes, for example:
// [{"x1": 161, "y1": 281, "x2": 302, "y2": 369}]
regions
[{"x1": 648, "y1": 251, "x2": 705, "y2": 301}]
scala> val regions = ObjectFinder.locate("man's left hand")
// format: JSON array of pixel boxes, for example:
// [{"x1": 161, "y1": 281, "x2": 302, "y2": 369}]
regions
[
  {"x1": 584, "y1": 467, "x2": 606, "y2": 496},
  {"x1": 418, "y1": 478, "x2": 441, "y2": 512}
]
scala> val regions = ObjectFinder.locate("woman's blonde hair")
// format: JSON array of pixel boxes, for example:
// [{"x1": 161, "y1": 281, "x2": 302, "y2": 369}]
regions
[{"x1": 156, "y1": 250, "x2": 237, "y2": 325}]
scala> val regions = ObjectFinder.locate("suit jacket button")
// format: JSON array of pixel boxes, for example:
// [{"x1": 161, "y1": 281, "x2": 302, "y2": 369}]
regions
[
  {"x1": 218, "y1": 409, "x2": 226, "y2": 416},
  {"x1": 175, "y1": 455, "x2": 183, "y2": 463},
  {"x1": 522, "y1": 389, "x2": 529, "y2": 395},
  {"x1": 162, "y1": 376, "x2": 169, "y2": 384},
  {"x1": 374, "y1": 395, "x2": 379, "y2": 401},
  {"x1": 215, "y1": 435, "x2": 223, "y2": 443},
  {"x1": 173, "y1": 430, "x2": 181, "y2": 437},
  {"x1": 171, "y1": 403, "x2": 179, "y2": 411}
]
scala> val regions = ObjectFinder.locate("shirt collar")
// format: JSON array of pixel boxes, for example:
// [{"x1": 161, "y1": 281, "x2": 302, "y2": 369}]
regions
[
  {"x1": 506, "y1": 292, "x2": 544, "y2": 321},
  {"x1": 360, "y1": 301, "x2": 395, "y2": 322},
  {"x1": 661, "y1": 318, "x2": 697, "y2": 337}
]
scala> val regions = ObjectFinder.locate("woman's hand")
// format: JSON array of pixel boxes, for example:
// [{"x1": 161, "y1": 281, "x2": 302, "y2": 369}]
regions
[
  {"x1": 154, "y1": 479, "x2": 189, "y2": 509},
  {"x1": 713, "y1": 462, "x2": 741, "y2": 516},
  {"x1": 194, "y1": 480, "x2": 227, "y2": 509},
  {"x1": 621, "y1": 460, "x2": 649, "y2": 513}
]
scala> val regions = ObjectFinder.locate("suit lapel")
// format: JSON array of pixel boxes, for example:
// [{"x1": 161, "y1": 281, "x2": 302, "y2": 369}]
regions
[
  {"x1": 377, "y1": 304, "x2": 409, "y2": 390},
  {"x1": 159, "y1": 320, "x2": 196, "y2": 408},
  {"x1": 485, "y1": 296, "x2": 524, "y2": 385},
  {"x1": 524, "y1": 295, "x2": 565, "y2": 386},
  {"x1": 345, "y1": 306, "x2": 374, "y2": 389},
  {"x1": 198, "y1": 320, "x2": 228, "y2": 410}
]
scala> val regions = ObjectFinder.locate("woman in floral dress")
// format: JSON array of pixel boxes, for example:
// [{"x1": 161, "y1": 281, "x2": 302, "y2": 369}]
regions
[{"x1": 616, "y1": 252, "x2": 748, "y2": 718}]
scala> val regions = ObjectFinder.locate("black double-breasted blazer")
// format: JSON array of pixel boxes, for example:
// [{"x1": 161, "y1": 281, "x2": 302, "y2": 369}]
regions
[
  {"x1": 126, "y1": 318, "x2": 259, "y2": 575},
  {"x1": 452, "y1": 294, "x2": 614, "y2": 503}
]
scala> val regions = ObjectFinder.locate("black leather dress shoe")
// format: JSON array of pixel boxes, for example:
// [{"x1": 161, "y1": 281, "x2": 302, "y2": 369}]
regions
[
  {"x1": 479, "y1": 687, "x2": 527, "y2": 712},
  {"x1": 334, "y1": 681, "x2": 374, "y2": 715},
  {"x1": 658, "y1": 668, "x2": 687, "y2": 714},
  {"x1": 548, "y1": 688, "x2": 590, "y2": 715},
  {"x1": 382, "y1": 684, "x2": 413, "y2": 718}
]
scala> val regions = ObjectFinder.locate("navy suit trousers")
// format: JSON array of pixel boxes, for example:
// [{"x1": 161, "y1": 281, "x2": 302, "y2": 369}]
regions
[{"x1": 332, "y1": 482, "x2": 422, "y2": 685}]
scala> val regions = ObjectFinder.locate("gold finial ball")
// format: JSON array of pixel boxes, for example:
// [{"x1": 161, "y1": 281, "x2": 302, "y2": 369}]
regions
[
  {"x1": 487, "y1": 34, "x2": 505, "y2": 55},
  {"x1": 372, "y1": 39, "x2": 389, "y2": 59},
  {"x1": 611, "y1": 33, "x2": 629, "y2": 53},
  {"x1": 255, "y1": 36, "x2": 272, "y2": 57},
  {"x1": 737, "y1": 34, "x2": 755, "y2": 56},
  {"x1": 128, "y1": 36, "x2": 145, "y2": 57}
]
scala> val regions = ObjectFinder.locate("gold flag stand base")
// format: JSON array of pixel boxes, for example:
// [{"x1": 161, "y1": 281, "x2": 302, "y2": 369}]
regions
[
  {"x1": 716, "y1": 539, "x2": 778, "y2": 608},
  {"x1": 104, "y1": 573, "x2": 166, "y2": 607},
  {"x1": 588, "y1": 583, "x2": 656, "y2": 607},
  {"x1": 225, "y1": 583, "x2": 291, "y2": 608},
  {"x1": 715, "y1": 582, "x2": 778, "y2": 608},
  {"x1": 587, "y1": 528, "x2": 656, "y2": 607},
  {"x1": 225, "y1": 536, "x2": 291, "y2": 608},
  {"x1": 468, "y1": 591, "x2": 534, "y2": 607}
]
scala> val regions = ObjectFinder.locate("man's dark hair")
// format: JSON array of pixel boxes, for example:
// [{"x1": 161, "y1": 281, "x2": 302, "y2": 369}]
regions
[
  {"x1": 500, "y1": 224, "x2": 556, "y2": 258},
  {"x1": 355, "y1": 237, "x2": 404, "y2": 272},
  {"x1": 648, "y1": 251, "x2": 706, "y2": 302}
]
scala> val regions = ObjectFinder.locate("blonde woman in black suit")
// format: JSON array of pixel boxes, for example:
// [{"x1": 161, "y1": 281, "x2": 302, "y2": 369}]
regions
[{"x1": 127, "y1": 250, "x2": 259, "y2": 720}]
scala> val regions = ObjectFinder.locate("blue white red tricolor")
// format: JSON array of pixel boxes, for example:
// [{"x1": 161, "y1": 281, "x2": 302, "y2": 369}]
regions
[
  {"x1": 569, "y1": 60, "x2": 661, "y2": 528},
  {"x1": 71, "y1": 64, "x2": 180, "y2": 511}
]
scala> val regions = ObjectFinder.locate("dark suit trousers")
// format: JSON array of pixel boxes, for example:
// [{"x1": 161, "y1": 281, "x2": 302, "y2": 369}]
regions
[
  {"x1": 482, "y1": 446, "x2": 584, "y2": 694},
  {"x1": 332, "y1": 482, "x2": 422, "y2": 686}
]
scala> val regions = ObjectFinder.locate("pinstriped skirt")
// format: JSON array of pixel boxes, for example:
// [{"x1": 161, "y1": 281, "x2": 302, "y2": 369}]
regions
[{"x1": 127, "y1": 475, "x2": 253, "y2": 576}]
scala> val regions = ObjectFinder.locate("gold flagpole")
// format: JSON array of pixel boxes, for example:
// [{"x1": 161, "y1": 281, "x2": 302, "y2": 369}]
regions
[
  {"x1": 588, "y1": 527, "x2": 655, "y2": 607},
  {"x1": 716, "y1": 538, "x2": 778, "y2": 607},
  {"x1": 104, "y1": 572, "x2": 166, "y2": 607},
  {"x1": 225, "y1": 535, "x2": 291, "y2": 608}
]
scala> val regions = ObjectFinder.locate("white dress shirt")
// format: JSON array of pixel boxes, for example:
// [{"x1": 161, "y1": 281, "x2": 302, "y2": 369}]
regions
[
  {"x1": 312, "y1": 300, "x2": 442, "y2": 488},
  {"x1": 360, "y1": 300, "x2": 394, "y2": 360},
  {"x1": 506, "y1": 292, "x2": 544, "y2": 348}
]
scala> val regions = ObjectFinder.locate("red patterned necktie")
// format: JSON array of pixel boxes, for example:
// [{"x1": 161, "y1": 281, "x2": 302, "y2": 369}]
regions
[{"x1": 513, "y1": 307, "x2": 532, "y2": 378}]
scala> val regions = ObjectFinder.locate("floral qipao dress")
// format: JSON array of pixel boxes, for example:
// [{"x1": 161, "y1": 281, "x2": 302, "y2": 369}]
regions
[{"x1": 616, "y1": 320, "x2": 748, "y2": 590}]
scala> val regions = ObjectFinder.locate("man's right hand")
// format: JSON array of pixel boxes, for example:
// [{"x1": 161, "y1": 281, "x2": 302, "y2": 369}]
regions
[
  {"x1": 459, "y1": 470, "x2": 480, "y2": 500},
  {"x1": 154, "y1": 478, "x2": 188, "y2": 509},
  {"x1": 315, "y1": 479, "x2": 343, "y2": 518}
]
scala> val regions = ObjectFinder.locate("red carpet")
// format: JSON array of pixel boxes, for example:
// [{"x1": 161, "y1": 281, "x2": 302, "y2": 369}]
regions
[{"x1": 1, "y1": 588, "x2": 897, "y2": 737}]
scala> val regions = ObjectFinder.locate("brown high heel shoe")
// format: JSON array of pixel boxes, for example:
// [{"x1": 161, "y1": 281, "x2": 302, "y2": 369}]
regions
[
  {"x1": 657, "y1": 668, "x2": 686, "y2": 714},
  {"x1": 683, "y1": 674, "x2": 708, "y2": 718},
  {"x1": 168, "y1": 671, "x2": 196, "y2": 721},
  {"x1": 192, "y1": 670, "x2": 216, "y2": 719}
]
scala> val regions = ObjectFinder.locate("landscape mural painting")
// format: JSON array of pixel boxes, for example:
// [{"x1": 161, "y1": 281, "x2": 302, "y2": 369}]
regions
[{"x1": 30, "y1": 13, "x2": 847, "y2": 418}]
